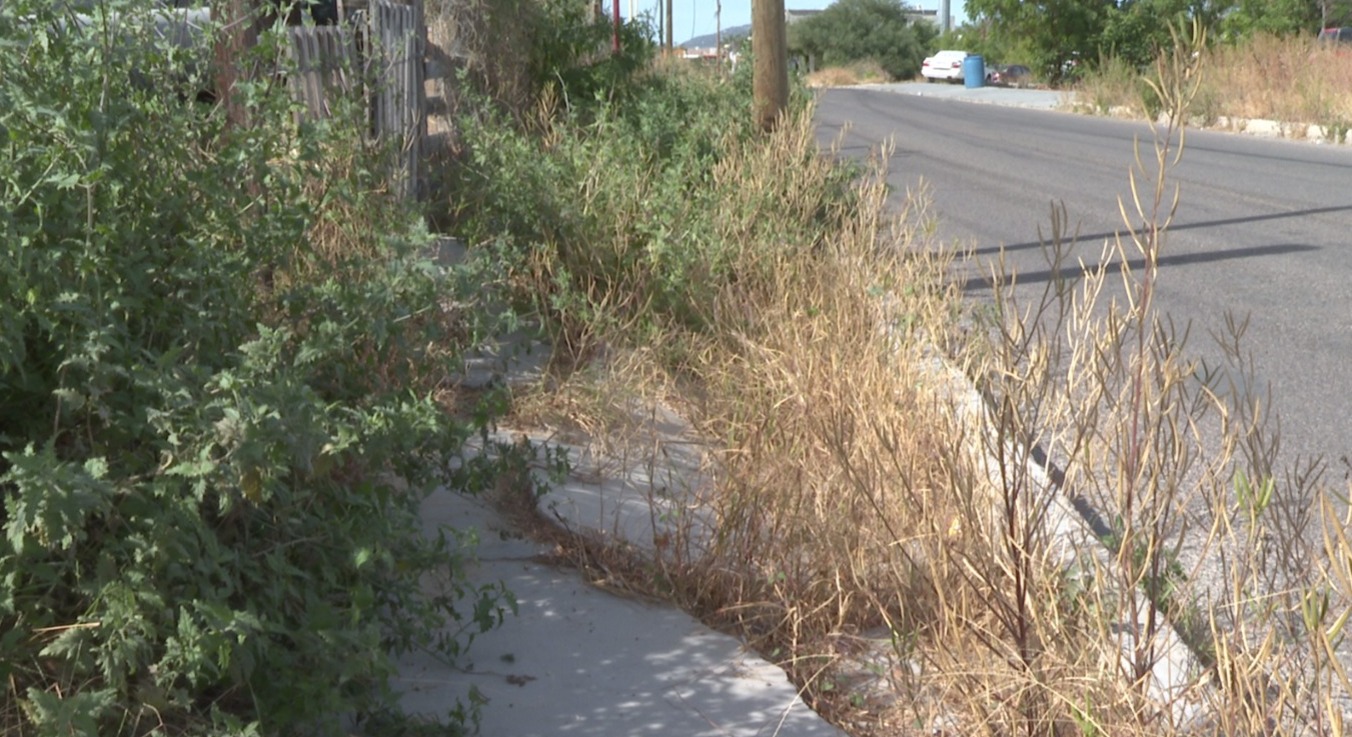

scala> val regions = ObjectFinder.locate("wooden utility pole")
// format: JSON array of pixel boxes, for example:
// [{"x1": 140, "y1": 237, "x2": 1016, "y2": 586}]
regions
[
  {"x1": 752, "y1": 0, "x2": 787, "y2": 131},
  {"x1": 664, "y1": 0, "x2": 672, "y2": 52}
]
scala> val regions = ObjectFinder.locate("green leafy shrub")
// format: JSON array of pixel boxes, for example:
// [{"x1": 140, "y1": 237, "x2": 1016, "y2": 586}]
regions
[
  {"x1": 445, "y1": 65, "x2": 854, "y2": 357},
  {"x1": 429, "y1": 0, "x2": 654, "y2": 122},
  {"x1": 527, "y1": 1, "x2": 656, "y2": 113},
  {"x1": 788, "y1": 0, "x2": 935, "y2": 81},
  {"x1": 0, "y1": 2, "x2": 509, "y2": 734}
]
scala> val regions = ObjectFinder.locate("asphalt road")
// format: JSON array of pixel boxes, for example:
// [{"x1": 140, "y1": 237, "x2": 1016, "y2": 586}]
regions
[{"x1": 815, "y1": 85, "x2": 1352, "y2": 479}]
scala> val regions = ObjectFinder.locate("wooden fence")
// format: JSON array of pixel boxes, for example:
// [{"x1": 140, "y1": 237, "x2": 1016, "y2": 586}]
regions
[
  {"x1": 370, "y1": 0, "x2": 425, "y2": 199},
  {"x1": 286, "y1": 25, "x2": 357, "y2": 119},
  {"x1": 286, "y1": 0, "x2": 426, "y2": 199}
]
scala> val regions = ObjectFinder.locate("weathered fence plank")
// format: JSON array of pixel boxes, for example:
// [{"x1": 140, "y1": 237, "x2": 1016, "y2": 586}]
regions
[
  {"x1": 284, "y1": 0, "x2": 425, "y2": 199},
  {"x1": 286, "y1": 25, "x2": 357, "y2": 120},
  {"x1": 370, "y1": 0, "x2": 423, "y2": 199}
]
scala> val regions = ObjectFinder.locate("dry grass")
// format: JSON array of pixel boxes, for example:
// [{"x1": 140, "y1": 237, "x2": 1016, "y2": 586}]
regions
[
  {"x1": 1075, "y1": 32, "x2": 1352, "y2": 132},
  {"x1": 529, "y1": 113, "x2": 1337, "y2": 737},
  {"x1": 805, "y1": 61, "x2": 892, "y2": 88},
  {"x1": 502, "y1": 107, "x2": 1157, "y2": 733},
  {"x1": 667, "y1": 113, "x2": 1176, "y2": 733},
  {"x1": 1072, "y1": 54, "x2": 1154, "y2": 117},
  {"x1": 293, "y1": 145, "x2": 406, "y2": 275},
  {"x1": 466, "y1": 22, "x2": 1352, "y2": 737},
  {"x1": 1197, "y1": 34, "x2": 1352, "y2": 127},
  {"x1": 424, "y1": 0, "x2": 540, "y2": 120}
]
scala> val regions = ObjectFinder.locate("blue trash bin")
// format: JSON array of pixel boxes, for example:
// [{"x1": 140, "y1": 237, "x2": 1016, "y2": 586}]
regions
[{"x1": 963, "y1": 54, "x2": 985, "y2": 89}]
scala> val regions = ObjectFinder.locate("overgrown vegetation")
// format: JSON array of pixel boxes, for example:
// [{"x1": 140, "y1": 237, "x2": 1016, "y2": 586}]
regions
[
  {"x1": 803, "y1": 60, "x2": 891, "y2": 87},
  {"x1": 1073, "y1": 30, "x2": 1352, "y2": 131},
  {"x1": 0, "y1": 2, "x2": 515, "y2": 734},
  {"x1": 964, "y1": 0, "x2": 1351, "y2": 84},
  {"x1": 435, "y1": 6, "x2": 1352, "y2": 737},
  {"x1": 10, "y1": 0, "x2": 1352, "y2": 734},
  {"x1": 425, "y1": 0, "x2": 654, "y2": 128},
  {"x1": 787, "y1": 0, "x2": 937, "y2": 81}
]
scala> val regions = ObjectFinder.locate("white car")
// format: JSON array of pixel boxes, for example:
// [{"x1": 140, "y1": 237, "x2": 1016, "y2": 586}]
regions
[{"x1": 921, "y1": 50, "x2": 969, "y2": 83}]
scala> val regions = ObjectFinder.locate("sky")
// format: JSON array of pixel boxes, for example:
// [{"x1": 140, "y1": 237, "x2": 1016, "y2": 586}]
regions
[{"x1": 619, "y1": 0, "x2": 970, "y2": 45}]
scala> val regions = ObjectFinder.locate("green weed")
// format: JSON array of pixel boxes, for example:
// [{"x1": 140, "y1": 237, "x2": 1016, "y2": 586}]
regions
[{"x1": 0, "y1": 2, "x2": 517, "y2": 734}]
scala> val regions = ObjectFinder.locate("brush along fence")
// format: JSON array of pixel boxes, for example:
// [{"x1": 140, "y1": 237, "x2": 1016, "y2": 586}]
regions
[{"x1": 286, "y1": 0, "x2": 426, "y2": 199}]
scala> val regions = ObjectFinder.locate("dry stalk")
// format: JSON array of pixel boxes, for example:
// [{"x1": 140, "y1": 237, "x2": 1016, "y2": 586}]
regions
[
  {"x1": 946, "y1": 17, "x2": 1328, "y2": 735},
  {"x1": 970, "y1": 18, "x2": 1351, "y2": 736}
]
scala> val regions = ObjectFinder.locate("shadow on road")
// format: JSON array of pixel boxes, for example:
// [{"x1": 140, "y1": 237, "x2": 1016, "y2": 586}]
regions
[
  {"x1": 963, "y1": 242, "x2": 1320, "y2": 292},
  {"x1": 966, "y1": 203, "x2": 1352, "y2": 258}
]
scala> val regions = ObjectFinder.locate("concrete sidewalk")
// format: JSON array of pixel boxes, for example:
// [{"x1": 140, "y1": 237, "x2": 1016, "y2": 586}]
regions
[
  {"x1": 396, "y1": 484, "x2": 843, "y2": 736},
  {"x1": 866, "y1": 81, "x2": 1071, "y2": 110},
  {"x1": 391, "y1": 364, "x2": 846, "y2": 737},
  {"x1": 389, "y1": 237, "x2": 845, "y2": 736}
]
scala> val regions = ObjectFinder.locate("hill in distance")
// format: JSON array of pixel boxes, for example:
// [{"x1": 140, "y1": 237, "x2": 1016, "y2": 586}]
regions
[{"x1": 680, "y1": 24, "x2": 751, "y2": 49}]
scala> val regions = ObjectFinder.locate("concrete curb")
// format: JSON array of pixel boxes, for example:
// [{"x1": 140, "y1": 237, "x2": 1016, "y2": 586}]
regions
[{"x1": 920, "y1": 354, "x2": 1210, "y2": 729}]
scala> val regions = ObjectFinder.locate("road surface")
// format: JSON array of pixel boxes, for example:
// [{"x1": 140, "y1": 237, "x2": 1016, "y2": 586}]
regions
[{"x1": 816, "y1": 85, "x2": 1352, "y2": 478}]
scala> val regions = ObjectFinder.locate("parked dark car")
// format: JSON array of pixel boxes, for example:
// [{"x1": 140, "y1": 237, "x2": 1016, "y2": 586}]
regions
[
  {"x1": 1319, "y1": 27, "x2": 1352, "y2": 43},
  {"x1": 988, "y1": 64, "x2": 1033, "y2": 88}
]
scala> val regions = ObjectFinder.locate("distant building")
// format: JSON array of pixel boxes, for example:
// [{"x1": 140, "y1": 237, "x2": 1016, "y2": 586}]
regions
[
  {"x1": 785, "y1": 8, "x2": 823, "y2": 24},
  {"x1": 681, "y1": 47, "x2": 720, "y2": 60},
  {"x1": 907, "y1": 8, "x2": 939, "y2": 26}
]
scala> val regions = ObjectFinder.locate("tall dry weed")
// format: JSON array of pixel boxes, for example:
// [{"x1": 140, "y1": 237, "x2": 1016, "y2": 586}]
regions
[
  {"x1": 468, "y1": 28, "x2": 1352, "y2": 734},
  {"x1": 1197, "y1": 34, "x2": 1352, "y2": 126},
  {"x1": 666, "y1": 21, "x2": 1351, "y2": 736},
  {"x1": 651, "y1": 107, "x2": 1155, "y2": 733},
  {"x1": 425, "y1": 0, "x2": 541, "y2": 119},
  {"x1": 1075, "y1": 54, "x2": 1154, "y2": 117},
  {"x1": 805, "y1": 61, "x2": 890, "y2": 88},
  {"x1": 1078, "y1": 32, "x2": 1352, "y2": 131},
  {"x1": 974, "y1": 22, "x2": 1346, "y2": 735}
]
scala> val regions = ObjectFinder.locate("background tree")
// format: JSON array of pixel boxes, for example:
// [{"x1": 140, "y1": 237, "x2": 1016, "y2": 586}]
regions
[
  {"x1": 1219, "y1": 0, "x2": 1320, "y2": 37},
  {"x1": 1321, "y1": 0, "x2": 1352, "y2": 26},
  {"x1": 788, "y1": 0, "x2": 935, "y2": 80},
  {"x1": 1101, "y1": 0, "x2": 1198, "y2": 69},
  {"x1": 965, "y1": 0, "x2": 1116, "y2": 82},
  {"x1": 932, "y1": 19, "x2": 1025, "y2": 66}
]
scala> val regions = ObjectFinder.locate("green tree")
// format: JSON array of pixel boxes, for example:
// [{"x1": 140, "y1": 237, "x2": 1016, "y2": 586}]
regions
[
  {"x1": 1101, "y1": 0, "x2": 1197, "y2": 68},
  {"x1": 966, "y1": 0, "x2": 1115, "y2": 82},
  {"x1": 1219, "y1": 0, "x2": 1320, "y2": 37},
  {"x1": 788, "y1": 0, "x2": 935, "y2": 80},
  {"x1": 933, "y1": 19, "x2": 1022, "y2": 65},
  {"x1": 1320, "y1": 0, "x2": 1352, "y2": 26}
]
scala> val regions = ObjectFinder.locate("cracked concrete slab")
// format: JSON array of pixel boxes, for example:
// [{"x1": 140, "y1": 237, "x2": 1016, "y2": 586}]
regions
[{"x1": 395, "y1": 490, "x2": 844, "y2": 737}]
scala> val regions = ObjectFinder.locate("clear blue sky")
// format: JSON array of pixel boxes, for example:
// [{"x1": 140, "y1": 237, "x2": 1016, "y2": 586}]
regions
[{"x1": 622, "y1": 0, "x2": 969, "y2": 44}]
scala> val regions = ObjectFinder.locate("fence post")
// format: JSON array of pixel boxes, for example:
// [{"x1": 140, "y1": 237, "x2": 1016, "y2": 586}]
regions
[
  {"x1": 412, "y1": 0, "x2": 426, "y2": 198},
  {"x1": 213, "y1": 0, "x2": 259, "y2": 131}
]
